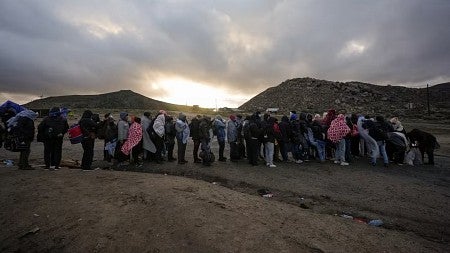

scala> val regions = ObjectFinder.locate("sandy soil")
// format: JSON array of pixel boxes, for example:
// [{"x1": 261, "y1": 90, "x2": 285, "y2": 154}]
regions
[{"x1": 0, "y1": 121, "x2": 449, "y2": 252}]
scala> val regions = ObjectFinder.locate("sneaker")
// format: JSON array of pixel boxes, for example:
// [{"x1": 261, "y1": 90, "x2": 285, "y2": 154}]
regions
[
  {"x1": 295, "y1": 159, "x2": 303, "y2": 164},
  {"x1": 269, "y1": 164, "x2": 277, "y2": 168},
  {"x1": 334, "y1": 160, "x2": 340, "y2": 164},
  {"x1": 340, "y1": 161, "x2": 349, "y2": 166},
  {"x1": 266, "y1": 163, "x2": 270, "y2": 166},
  {"x1": 383, "y1": 163, "x2": 389, "y2": 168}
]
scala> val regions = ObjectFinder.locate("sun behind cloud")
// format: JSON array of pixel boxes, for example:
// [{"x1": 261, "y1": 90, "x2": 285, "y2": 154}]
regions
[{"x1": 146, "y1": 77, "x2": 247, "y2": 109}]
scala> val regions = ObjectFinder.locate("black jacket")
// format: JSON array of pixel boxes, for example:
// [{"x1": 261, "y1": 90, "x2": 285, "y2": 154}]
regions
[
  {"x1": 79, "y1": 110, "x2": 97, "y2": 137},
  {"x1": 38, "y1": 116, "x2": 69, "y2": 141}
]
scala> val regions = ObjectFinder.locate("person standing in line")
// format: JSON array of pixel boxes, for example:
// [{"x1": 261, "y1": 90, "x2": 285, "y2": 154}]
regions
[
  {"x1": 79, "y1": 110, "x2": 97, "y2": 170},
  {"x1": 214, "y1": 115, "x2": 227, "y2": 162},
  {"x1": 37, "y1": 107, "x2": 69, "y2": 170},
  {"x1": 175, "y1": 112, "x2": 190, "y2": 164},
  {"x1": 189, "y1": 115, "x2": 202, "y2": 163},
  {"x1": 97, "y1": 113, "x2": 117, "y2": 162},
  {"x1": 199, "y1": 115, "x2": 213, "y2": 166},
  {"x1": 263, "y1": 116, "x2": 278, "y2": 168},
  {"x1": 165, "y1": 115, "x2": 177, "y2": 162},
  {"x1": 115, "y1": 112, "x2": 129, "y2": 166},
  {"x1": 152, "y1": 111, "x2": 166, "y2": 164},
  {"x1": 121, "y1": 116, "x2": 143, "y2": 167},
  {"x1": 327, "y1": 114, "x2": 351, "y2": 166},
  {"x1": 141, "y1": 112, "x2": 156, "y2": 161},
  {"x1": 227, "y1": 115, "x2": 239, "y2": 162}
]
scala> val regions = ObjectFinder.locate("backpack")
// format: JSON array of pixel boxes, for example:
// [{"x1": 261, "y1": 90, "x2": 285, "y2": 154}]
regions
[
  {"x1": 4, "y1": 126, "x2": 28, "y2": 152},
  {"x1": 68, "y1": 124, "x2": 83, "y2": 144},
  {"x1": 200, "y1": 150, "x2": 215, "y2": 163},
  {"x1": 96, "y1": 120, "x2": 107, "y2": 140}
]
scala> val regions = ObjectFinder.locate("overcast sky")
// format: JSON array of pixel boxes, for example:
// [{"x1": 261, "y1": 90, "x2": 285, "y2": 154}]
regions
[{"x1": 1, "y1": 0, "x2": 449, "y2": 107}]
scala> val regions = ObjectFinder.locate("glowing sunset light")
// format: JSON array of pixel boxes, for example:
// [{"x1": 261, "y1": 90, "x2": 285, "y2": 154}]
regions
[{"x1": 148, "y1": 77, "x2": 248, "y2": 109}]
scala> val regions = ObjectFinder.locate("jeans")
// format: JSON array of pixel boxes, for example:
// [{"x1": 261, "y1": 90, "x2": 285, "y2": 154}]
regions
[
  {"x1": 279, "y1": 141, "x2": 290, "y2": 161},
  {"x1": 374, "y1": 141, "x2": 389, "y2": 165},
  {"x1": 310, "y1": 139, "x2": 326, "y2": 161},
  {"x1": 335, "y1": 139, "x2": 346, "y2": 162},
  {"x1": 264, "y1": 142, "x2": 275, "y2": 165}
]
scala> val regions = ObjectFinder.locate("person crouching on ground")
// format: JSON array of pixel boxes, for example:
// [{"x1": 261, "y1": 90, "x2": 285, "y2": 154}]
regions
[
  {"x1": 79, "y1": 110, "x2": 97, "y2": 170},
  {"x1": 37, "y1": 107, "x2": 69, "y2": 170}
]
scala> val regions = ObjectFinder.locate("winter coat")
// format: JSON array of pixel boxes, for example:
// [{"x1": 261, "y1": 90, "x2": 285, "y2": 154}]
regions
[
  {"x1": 117, "y1": 119, "x2": 129, "y2": 141},
  {"x1": 199, "y1": 117, "x2": 211, "y2": 140},
  {"x1": 189, "y1": 117, "x2": 201, "y2": 140},
  {"x1": 278, "y1": 116, "x2": 292, "y2": 143},
  {"x1": 311, "y1": 120, "x2": 325, "y2": 141},
  {"x1": 262, "y1": 117, "x2": 277, "y2": 143},
  {"x1": 214, "y1": 118, "x2": 226, "y2": 142},
  {"x1": 368, "y1": 118, "x2": 393, "y2": 142},
  {"x1": 175, "y1": 118, "x2": 190, "y2": 144},
  {"x1": 38, "y1": 115, "x2": 69, "y2": 141},
  {"x1": 227, "y1": 119, "x2": 238, "y2": 143},
  {"x1": 78, "y1": 110, "x2": 97, "y2": 139}
]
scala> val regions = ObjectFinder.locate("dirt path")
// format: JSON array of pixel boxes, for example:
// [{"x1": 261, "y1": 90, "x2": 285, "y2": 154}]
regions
[{"x1": 0, "y1": 121, "x2": 449, "y2": 252}]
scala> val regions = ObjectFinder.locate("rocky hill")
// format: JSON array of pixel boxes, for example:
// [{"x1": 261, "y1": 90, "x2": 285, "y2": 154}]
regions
[
  {"x1": 24, "y1": 90, "x2": 191, "y2": 112},
  {"x1": 239, "y1": 77, "x2": 450, "y2": 119}
]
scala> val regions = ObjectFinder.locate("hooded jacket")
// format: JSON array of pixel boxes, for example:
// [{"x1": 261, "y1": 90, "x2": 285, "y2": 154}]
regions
[
  {"x1": 175, "y1": 113, "x2": 190, "y2": 144},
  {"x1": 79, "y1": 110, "x2": 97, "y2": 138}
]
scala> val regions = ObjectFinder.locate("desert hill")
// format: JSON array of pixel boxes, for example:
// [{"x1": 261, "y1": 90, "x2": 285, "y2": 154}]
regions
[
  {"x1": 24, "y1": 90, "x2": 191, "y2": 112},
  {"x1": 239, "y1": 77, "x2": 450, "y2": 118}
]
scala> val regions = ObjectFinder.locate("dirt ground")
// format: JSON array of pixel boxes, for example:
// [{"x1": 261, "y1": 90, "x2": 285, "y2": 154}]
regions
[{"x1": 0, "y1": 120, "x2": 449, "y2": 252}]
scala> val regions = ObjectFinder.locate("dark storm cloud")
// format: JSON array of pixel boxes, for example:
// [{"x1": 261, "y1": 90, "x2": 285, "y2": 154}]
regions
[{"x1": 0, "y1": 0, "x2": 449, "y2": 103}]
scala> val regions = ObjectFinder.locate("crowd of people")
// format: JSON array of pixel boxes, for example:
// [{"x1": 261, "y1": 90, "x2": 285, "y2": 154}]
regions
[{"x1": 0, "y1": 106, "x2": 440, "y2": 171}]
